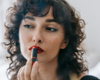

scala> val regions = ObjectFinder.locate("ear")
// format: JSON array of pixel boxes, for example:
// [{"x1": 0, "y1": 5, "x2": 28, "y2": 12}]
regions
[
  {"x1": 19, "y1": 40, "x2": 20, "y2": 43},
  {"x1": 60, "y1": 39, "x2": 69, "y2": 49}
]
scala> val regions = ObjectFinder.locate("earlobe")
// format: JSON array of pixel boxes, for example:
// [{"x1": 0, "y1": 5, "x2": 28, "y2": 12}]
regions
[
  {"x1": 19, "y1": 40, "x2": 20, "y2": 43},
  {"x1": 60, "y1": 39, "x2": 69, "y2": 49}
]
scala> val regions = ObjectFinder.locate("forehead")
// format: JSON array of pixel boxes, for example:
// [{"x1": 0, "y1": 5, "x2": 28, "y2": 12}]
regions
[
  {"x1": 25, "y1": 6, "x2": 54, "y2": 19},
  {"x1": 23, "y1": 7, "x2": 60, "y2": 24},
  {"x1": 22, "y1": 6, "x2": 64, "y2": 29}
]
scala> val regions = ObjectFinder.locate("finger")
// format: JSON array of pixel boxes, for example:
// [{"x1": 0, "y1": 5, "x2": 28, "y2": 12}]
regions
[
  {"x1": 25, "y1": 58, "x2": 32, "y2": 80},
  {"x1": 17, "y1": 71, "x2": 20, "y2": 80},
  {"x1": 20, "y1": 66, "x2": 25, "y2": 80},
  {"x1": 31, "y1": 61, "x2": 39, "y2": 80},
  {"x1": 17, "y1": 67, "x2": 23, "y2": 80}
]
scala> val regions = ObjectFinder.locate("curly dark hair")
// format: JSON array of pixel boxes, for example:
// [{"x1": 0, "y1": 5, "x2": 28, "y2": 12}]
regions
[{"x1": 2, "y1": 0, "x2": 88, "y2": 80}]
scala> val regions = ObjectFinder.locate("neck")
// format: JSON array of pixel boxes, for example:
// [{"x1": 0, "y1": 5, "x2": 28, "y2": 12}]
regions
[{"x1": 38, "y1": 57, "x2": 58, "y2": 80}]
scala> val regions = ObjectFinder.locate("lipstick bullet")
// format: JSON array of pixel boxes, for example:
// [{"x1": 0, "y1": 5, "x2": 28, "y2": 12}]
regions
[{"x1": 31, "y1": 48, "x2": 38, "y2": 66}]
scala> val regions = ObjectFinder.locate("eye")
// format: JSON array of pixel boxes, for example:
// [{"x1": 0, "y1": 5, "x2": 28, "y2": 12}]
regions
[
  {"x1": 46, "y1": 27, "x2": 57, "y2": 32},
  {"x1": 23, "y1": 24, "x2": 33, "y2": 28}
]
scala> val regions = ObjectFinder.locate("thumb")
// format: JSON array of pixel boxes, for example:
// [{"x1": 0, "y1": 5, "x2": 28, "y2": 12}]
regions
[{"x1": 31, "y1": 61, "x2": 39, "y2": 80}]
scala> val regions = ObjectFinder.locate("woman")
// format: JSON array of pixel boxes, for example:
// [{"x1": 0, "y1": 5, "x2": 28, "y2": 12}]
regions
[{"x1": 2, "y1": 0, "x2": 99, "y2": 80}]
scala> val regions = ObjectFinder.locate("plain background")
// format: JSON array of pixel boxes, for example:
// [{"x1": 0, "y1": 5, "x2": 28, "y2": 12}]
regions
[{"x1": 0, "y1": 0, "x2": 100, "y2": 79}]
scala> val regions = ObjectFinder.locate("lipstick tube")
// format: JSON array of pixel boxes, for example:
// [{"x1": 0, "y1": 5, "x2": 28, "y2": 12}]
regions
[{"x1": 31, "y1": 48, "x2": 38, "y2": 66}]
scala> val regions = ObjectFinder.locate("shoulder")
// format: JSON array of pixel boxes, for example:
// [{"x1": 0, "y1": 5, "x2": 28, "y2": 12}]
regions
[
  {"x1": 70, "y1": 72, "x2": 86, "y2": 80},
  {"x1": 80, "y1": 75, "x2": 100, "y2": 80},
  {"x1": 79, "y1": 72, "x2": 100, "y2": 80},
  {"x1": 70, "y1": 72, "x2": 100, "y2": 80}
]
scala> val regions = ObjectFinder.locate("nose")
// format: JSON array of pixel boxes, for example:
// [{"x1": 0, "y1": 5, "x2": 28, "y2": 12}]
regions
[{"x1": 32, "y1": 29, "x2": 43, "y2": 44}]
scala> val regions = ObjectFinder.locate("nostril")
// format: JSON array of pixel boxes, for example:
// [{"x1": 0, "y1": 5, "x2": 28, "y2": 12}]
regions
[{"x1": 39, "y1": 40, "x2": 41, "y2": 42}]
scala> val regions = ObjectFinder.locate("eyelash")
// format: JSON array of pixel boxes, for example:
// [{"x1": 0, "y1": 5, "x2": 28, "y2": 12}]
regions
[
  {"x1": 24, "y1": 25, "x2": 33, "y2": 28},
  {"x1": 46, "y1": 27, "x2": 57, "y2": 32},
  {"x1": 23, "y1": 24, "x2": 57, "y2": 32}
]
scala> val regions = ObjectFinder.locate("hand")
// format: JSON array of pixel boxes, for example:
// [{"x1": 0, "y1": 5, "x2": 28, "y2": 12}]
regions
[{"x1": 17, "y1": 58, "x2": 39, "y2": 80}]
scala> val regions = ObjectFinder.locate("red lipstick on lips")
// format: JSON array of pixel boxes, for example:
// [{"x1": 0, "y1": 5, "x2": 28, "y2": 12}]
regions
[
  {"x1": 29, "y1": 46, "x2": 44, "y2": 66},
  {"x1": 29, "y1": 46, "x2": 44, "y2": 54}
]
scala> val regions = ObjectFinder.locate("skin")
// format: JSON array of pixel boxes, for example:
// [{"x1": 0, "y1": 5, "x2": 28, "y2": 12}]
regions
[
  {"x1": 18, "y1": 6, "x2": 86, "y2": 80},
  {"x1": 18, "y1": 7, "x2": 68, "y2": 80}
]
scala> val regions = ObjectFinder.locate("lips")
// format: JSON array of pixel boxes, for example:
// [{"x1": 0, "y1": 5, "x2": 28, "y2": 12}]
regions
[{"x1": 29, "y1": 46, "x2": 44, "y2": 54}]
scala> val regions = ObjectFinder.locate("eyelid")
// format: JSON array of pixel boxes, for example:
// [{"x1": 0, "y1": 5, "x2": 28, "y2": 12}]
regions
[
  {"x1": 23, "y1": 24, "x2": 58, "y2": 32},
  {"x1": 47, "y1": 24, "x2": 59, "y2": 29},
  {"x1": 46, "y1": 27, "x2": 58, "y2": 32},
  {"x1": 23, "y1": 24, "x2": 34, "y2": 28}
]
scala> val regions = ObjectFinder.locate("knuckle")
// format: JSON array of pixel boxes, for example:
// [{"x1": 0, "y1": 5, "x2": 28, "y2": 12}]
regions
[
  {"x1": 19, "y1": 66, "x2": 24, "y2": 71},
  {"x1": 26, "y1": 59, "x2": 32, "y2": 65}
]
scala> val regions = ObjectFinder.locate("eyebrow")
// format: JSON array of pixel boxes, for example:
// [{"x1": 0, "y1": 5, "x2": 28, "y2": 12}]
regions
[{"x1": 24, "y1": 16, "x2": 57, "y2": 23}]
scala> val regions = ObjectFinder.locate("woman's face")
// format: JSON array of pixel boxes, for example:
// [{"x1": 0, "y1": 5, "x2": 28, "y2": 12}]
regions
[{"x1": 19, "y1": 7, "x2": 67, "y2": 63}]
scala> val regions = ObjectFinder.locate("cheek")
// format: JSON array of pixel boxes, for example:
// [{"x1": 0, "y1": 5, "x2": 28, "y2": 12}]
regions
[
  {"x1": 49, "y1": 38, "x2": 58, "y2": 45},
  {"x1": 43, "y1": 36, "x2": 64, "y2": 61},
  {"x1": 19, "y1": 28, "x2": 31, "y2": 59},
  {"x1": 46, "y1": 35, "x2": 64, "y2": 51},
  {"x1": 19, "y1": 29, "x2": 31, "y2": 46}
]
